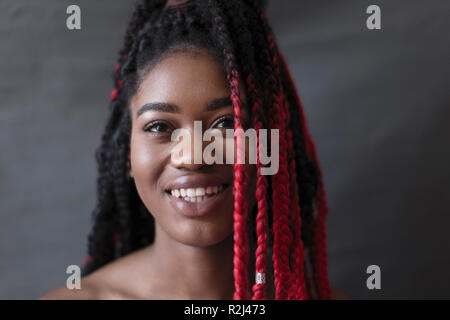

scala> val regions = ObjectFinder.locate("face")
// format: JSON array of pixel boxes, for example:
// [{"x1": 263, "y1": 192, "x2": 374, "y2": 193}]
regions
[{"x1": 128, "y1": 50, "x2": 257, "y2": 248}]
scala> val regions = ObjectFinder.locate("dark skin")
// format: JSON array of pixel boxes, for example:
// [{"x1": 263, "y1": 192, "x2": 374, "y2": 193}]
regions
[{"x1": 41, "y1": 50, "x2": 348, "y2": 300}]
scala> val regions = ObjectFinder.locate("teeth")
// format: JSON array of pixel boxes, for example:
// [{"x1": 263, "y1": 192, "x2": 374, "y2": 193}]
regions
[
  {"x1": 195, "y1": 188, "x2": 205, "y2": 196},
  {"x1": 172, "y1": 189, "x2": 180, "y2": 198},
  {"x1": 169, "y1": 184, "x2": 227, "y2": 202}
]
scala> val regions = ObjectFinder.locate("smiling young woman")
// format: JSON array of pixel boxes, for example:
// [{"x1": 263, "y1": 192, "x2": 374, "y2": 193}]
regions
[{"x1": 41, "y1": 0, "x2": 348, "y2": 300}]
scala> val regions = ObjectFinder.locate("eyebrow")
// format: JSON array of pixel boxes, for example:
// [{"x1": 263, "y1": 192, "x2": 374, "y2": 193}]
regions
[{"x1": 136, "y1": 97, "x2": 243, "y2": 118}]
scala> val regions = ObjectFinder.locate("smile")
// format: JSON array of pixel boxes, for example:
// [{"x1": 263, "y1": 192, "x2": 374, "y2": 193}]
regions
[
  {"x1": 165, "y1": 183, "x2": 231, "y2": 217},
  {"x1": 167, "y1": 184, "x2": 228, "y2": 203}
]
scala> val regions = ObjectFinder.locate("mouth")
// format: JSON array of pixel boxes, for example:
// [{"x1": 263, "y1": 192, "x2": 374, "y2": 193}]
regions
[
  {"x1": 165, "y1": 183, "x2": 230, "y2": 203},
  {"x1": 165, "y1": 183, "x2": 231, "y2": 217}
]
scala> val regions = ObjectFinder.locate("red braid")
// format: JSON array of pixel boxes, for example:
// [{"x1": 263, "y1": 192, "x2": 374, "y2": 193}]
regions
[
  {"x1": 273, "y1": 53, "x2": 309, "y2": 301},
  {"x1": 229, "y1": 67, "x2": 250, "y2": 300},
  {"x1": 266, "y1": 79, "x2": 293, "y2": 300},
  {"x1": 284, "y1": 101, "x2": 309, "y2": 300},
  {"x1": 312, "y1": 179, "x2": 331, "y2": 299},
  {"x1": 110, "y1": 55, "x2": 128, "y2": 102},
  {"x1": 247, "y1": 74, "x2": 269, "y2": 300},
  {"x1": 83, "y1": 254, "x2": 92, "y2": 266},
  {"x1": 265, "y1": 30, "x2": 301, "y2": 300},
  {"x1": 277, "y1": 50, "x2": 332, "y2": 300}
]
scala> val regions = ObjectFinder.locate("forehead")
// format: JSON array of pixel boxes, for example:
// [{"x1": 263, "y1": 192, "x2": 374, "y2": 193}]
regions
[{"x1": 131, "y1": 51, "x2": 231, "y2": 108}]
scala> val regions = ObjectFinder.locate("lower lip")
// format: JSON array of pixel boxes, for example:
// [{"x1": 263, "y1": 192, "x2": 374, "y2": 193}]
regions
[{"x1": 165, "y1": 185, "x2": 231, "y2": 218}]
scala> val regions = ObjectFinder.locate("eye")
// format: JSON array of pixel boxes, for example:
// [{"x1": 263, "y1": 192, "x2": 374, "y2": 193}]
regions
[
  {"x1": 143, "y1": 121, "x2": 173, "y2": 134},
  {"x1": 214, "y1": 115, "x2": 235, "y2": 129}
]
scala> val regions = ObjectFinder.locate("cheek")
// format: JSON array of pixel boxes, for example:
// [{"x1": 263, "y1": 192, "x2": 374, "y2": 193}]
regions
[{"x1": 129, "y1": 133, "x2": 166, "y2": 199}]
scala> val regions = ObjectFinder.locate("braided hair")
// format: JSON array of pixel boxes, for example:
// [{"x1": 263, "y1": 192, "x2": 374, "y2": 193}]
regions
[{"x1": 81, "y1": 0, "x2": 331, "y2": 300}]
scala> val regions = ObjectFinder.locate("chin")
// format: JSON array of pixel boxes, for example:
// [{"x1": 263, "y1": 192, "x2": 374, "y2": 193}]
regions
[{"x1": 171, "y1": 220, "x2": 234, "y2": 248}]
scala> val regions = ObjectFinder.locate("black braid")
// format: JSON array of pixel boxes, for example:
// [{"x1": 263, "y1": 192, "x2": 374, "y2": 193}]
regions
[{"x1": 82, "y1": 0, "x2": 168, "y2": 276}]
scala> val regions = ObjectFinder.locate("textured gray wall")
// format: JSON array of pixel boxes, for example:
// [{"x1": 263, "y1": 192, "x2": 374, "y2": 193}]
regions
[{"x1": 1, "y1": 0, "x2": 449, "y2": 299}]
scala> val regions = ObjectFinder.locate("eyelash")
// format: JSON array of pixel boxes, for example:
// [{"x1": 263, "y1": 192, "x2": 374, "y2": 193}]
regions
[
  {"x1": 214, "y1": 115, "x2": 235, "y2": 129},
  {"x1": 143, "y1": 116, "x2": 235, "y2": 134},
  {"x1": 143, "y1": 121, "x2": 172, "y2": 134}
]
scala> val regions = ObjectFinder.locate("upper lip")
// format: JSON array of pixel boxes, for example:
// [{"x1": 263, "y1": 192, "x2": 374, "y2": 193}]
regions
[{"x1": 164, "y1": 175, "x2": 230, "y2": 192}]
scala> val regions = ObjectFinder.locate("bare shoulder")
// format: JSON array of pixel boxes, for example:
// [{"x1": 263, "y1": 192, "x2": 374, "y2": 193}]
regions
[
  {"x1": 331, "y1": 287, "x2": 352, "y2": 300},
  {"x1": 41, "y1": 249, "x2": 150, "y2": 300},
  {"x1": 40, "y1": 261, "x2": 125, "y2": 300},
  {"x1": 40, "y1": 275, "x2": 101, "y2": 300}
]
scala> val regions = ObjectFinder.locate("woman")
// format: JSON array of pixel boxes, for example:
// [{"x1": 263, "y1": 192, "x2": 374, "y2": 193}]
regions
[{"x1": 42, "y1": 0, "x2": 348, "y2": 300}]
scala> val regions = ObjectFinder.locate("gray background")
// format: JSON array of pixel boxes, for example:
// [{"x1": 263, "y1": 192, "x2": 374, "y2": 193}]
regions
[{"x1": 1, "y1": 0, "x2": 449, "y2": 299}]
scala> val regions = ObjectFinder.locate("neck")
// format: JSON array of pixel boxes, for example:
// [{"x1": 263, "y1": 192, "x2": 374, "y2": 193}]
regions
[{"x1": 143, "y1": 223, "x2": 246, "y2": 300}]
